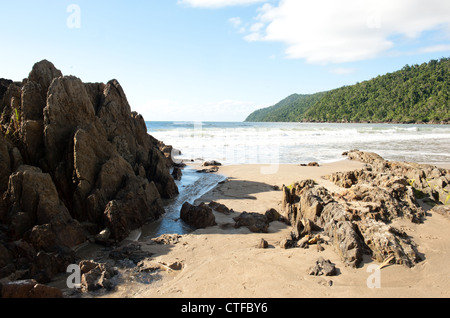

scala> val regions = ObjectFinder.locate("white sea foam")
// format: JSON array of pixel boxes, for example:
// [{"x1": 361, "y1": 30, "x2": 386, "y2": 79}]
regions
[{"x1": 147, "y1": 122, "x2": 450, "y2": 165}]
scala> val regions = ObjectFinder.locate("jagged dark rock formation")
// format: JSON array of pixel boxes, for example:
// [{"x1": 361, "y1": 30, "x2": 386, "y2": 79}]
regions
[
  {"x1": 0, "y1": 60, "x2": 179, "y2": 285},
  {"x1": 281, "y1": 150, "x2": 450, "y2": 269}
]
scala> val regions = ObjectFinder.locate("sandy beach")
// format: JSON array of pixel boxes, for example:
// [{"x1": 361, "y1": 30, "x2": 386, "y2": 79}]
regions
[
  {"x1": 97, "y1": 159, "x2": 450, "y2": 298},
  {"x1": 3, "y1": 0, "x2": 450, "y2": 303}
]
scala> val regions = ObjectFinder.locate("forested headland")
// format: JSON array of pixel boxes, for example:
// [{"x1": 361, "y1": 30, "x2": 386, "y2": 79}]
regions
[{"x1": 246, "y1": 57, "x2": 450, "y2": 124}]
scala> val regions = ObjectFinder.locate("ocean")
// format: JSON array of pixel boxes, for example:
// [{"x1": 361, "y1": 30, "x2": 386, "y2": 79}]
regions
[
  {"x1": 140, "y1": 121, "x2": 450, "y2": 237},
  {"x1": 147, "y1": 121, "x2": 450, "y2": 165}
]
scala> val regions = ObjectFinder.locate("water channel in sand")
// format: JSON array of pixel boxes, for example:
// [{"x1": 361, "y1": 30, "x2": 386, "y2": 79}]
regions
[{"x1": 136, "y1": 166, "x2": 227, "y2": 240}]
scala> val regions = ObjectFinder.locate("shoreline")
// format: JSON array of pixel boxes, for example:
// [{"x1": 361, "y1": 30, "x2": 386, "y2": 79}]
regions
[
  {"x1": 151, "y1": 121, "x2": 450, "y2": 170},
  {"x1": 81, "y1": 157, "x2": 450, "y2": 298},
  {"x1": 244, "y1": 120, "x2": 450, "y2": 125}
]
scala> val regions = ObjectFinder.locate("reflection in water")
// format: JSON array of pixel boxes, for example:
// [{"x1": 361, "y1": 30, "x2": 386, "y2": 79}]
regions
[{"x1": 140, "y1": 167, "x2": 227, "y2": 239}]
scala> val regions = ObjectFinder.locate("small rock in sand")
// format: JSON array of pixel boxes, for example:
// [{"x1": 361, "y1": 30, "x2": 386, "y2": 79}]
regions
[
  {"x1": 233, "y1": 212, "x2": 270, "y2": 233},
  {"x1": 308, "y1": 257, "x2": 337, "y2": 277},
  {"x1": 258, "y1": 238, "x2": 269, "y2": 249},
  {"x1": 151, "y1": 234, "x2": 183, "y2": 245},
  {"x1": 202, "y1": 160, "x2": 222, "y2": 167}
]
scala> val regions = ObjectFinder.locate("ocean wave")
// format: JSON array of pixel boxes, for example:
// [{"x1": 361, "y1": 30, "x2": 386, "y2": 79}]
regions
[{"x1": 147, "y1": 122, "x2": 450, "y2": 164}]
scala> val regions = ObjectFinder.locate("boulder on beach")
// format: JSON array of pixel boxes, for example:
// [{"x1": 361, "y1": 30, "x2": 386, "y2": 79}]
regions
[
  {"x1": 180, "y1": 202, "x2": 217, "y2": 229},
  {"x1": 202, "y1": 160, "x2": 222, "y2": 167},
  {"x1": 264, "y1": 208, "x2": 282, "y2": 223},
  {"x1": 233, "y1": 212, "x2": 270, "y2": 233},
  {"x1": 308, "y1": 257, "x2": 337, "y2": 277},
  {"x1": 342, "y1": 149, "x2": 385, "y2": 164}
]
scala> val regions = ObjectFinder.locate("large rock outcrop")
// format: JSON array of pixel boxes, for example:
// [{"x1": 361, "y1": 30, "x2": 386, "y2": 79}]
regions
[
  {"x1": 282, "y1": 179, "x2": 423, "y2": 268},
  {"x1": 339, "y1": 149, "x2": 450, "y2": 206},
  {"x1": 0, "y1": 60, "x2": 179, "y2": 284},
  {"x1": 280, "y1": 150, "x2": 447, "y2": 268}
]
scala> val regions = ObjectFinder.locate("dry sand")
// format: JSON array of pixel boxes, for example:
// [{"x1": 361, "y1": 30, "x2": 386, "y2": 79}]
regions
[{"x1": 99, "y1": 159, "x2": 450, "y2": 298}]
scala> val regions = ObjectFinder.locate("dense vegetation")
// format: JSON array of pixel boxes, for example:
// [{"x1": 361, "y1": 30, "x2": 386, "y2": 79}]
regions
[
  {"x1": 245, "y1": 93, "x2": 326, "y2": 122},
  {"x1": 246, "y1": 57, "x2": 450, "y2": 123}
]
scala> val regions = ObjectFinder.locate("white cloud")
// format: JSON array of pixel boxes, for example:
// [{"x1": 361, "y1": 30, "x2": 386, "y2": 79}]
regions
[
  {"x1": 244, "y1": 0, "x2": 450, "y2": 64},
  {"x1": 178, "y1": 0, "x2": 267, "y2": 9}
]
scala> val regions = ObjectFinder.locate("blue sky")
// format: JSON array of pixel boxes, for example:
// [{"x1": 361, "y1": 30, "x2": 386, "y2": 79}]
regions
[{"x1": 1, "y1": 0, "x2": 450, "y2": 121}]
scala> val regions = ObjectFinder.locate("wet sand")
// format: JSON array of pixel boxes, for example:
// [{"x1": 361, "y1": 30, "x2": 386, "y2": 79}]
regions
[{"x1": 100, "y1": 160, "x2": 450, "y2": 298}]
